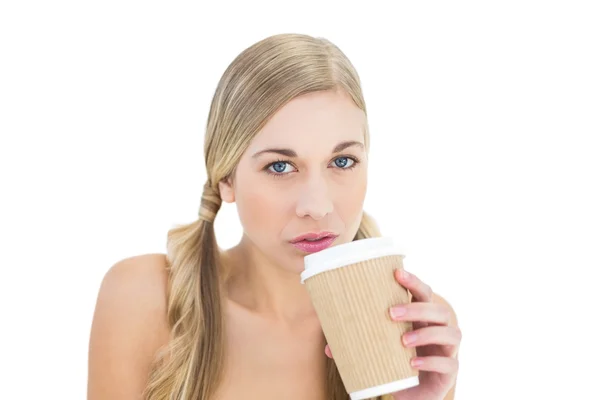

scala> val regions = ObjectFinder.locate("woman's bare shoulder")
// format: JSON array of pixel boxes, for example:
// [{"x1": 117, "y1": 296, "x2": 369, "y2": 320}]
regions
[
  {"x1": 101, "y1": 253, "x2": 170, "y2": 302},
  {"x1": 87, "y1": 253, "x2": 170, "y2": 399}
]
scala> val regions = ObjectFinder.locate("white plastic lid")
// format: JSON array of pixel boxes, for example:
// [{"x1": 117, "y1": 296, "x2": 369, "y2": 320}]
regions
[
  {"x1": 349, "y1": 376, "x2": 420, "y2": 399},
  {"x1": 300, "y1": 236, "x2": 406, "y2": 284}
]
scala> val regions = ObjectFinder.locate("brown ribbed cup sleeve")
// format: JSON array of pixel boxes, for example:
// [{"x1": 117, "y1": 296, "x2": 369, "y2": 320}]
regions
[{"x1": 304, "y1": 254, "x2": 418, "y2": 394}]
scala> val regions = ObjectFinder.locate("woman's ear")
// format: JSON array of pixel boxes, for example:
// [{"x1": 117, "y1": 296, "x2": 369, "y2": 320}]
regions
[{"x1": 218, "y1": 178, "x2": 235, "y2": 203}]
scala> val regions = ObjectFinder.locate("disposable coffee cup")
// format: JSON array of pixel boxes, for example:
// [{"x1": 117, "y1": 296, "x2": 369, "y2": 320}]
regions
[{"x1": 300, "y1": 237, "x2": 419, "y2": 400}]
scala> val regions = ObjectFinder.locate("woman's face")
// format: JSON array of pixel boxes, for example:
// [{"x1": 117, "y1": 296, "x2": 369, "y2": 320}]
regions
[{"x1": 219, "y1": 89, "x2": 368, "y2": 273}]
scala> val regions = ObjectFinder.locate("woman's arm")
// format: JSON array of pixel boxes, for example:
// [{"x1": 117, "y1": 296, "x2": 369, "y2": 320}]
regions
[{"x1": 87, "y1": 254, "x2": 170, "y2": 399}]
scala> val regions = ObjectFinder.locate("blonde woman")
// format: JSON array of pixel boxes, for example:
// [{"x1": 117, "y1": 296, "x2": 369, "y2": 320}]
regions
[{"x1": 87, "y1": 33, "x2": 461, "y2": 400}]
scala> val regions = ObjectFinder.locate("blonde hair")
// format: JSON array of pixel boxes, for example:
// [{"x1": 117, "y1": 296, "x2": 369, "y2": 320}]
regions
[{"x1": 143, "y1": 33, "x2": 386, "y2": 400}]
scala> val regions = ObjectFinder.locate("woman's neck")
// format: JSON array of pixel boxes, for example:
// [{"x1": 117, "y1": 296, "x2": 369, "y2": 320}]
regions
[{"x1": 222, "y1": 241, "x2": 320, "y2": 329}]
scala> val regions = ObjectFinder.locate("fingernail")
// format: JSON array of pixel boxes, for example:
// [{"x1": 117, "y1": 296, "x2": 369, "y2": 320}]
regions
[
  {"x1": 390, "y1": 306, "x2": 406, "y2": 319},
  {"x1": 411, "y1": 358, "x2": 423, "y2": 367},
  {"x1": 403, "y1": 332, "x2": 417, "y2": 346},
  {"x1": 400, "y1": 269, "x2": 410, "y2": 280}
]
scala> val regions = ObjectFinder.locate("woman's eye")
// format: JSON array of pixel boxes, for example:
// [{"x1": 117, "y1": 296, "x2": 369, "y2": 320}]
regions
[
  {"x1": 331, "y1": 157, "x2": 355, "y2": 169},
  {"x1": 268, "y1": 161, "x2": 294, "y2": 174},
  {"x1": 266, "y1": 156, "x2": 358, "y2": 177}
]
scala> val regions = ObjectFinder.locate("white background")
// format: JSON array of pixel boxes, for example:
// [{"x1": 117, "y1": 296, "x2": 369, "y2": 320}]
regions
[{"x1": 1, "y1": 1, "x2": 599, "y2": 399}]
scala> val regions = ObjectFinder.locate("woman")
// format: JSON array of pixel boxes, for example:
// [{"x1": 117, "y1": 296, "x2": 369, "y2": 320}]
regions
[{"x1": 88, "y1": 33, "x2": 461, "y2": 400}]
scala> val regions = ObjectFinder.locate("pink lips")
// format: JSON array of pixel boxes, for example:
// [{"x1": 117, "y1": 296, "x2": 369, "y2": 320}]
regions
[{"x1": 290, "y1": 234, "x2": 338, "y2": 253}]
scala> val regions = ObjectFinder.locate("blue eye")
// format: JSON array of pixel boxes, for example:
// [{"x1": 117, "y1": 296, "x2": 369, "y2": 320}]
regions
[
  {"x1": 269, "y1": 161, "x2": 293, "y2": 174},
  {"x1": 333, "y1": 157, "x2": 354, "y2": 168},
  {"x1": 265, "y1": 156, "x2": 360, "y2": 178}
]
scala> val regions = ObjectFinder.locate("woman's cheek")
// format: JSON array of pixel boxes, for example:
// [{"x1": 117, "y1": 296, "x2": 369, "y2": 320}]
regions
[
  {"x1": 336, "y1": 172, "x2": 368, "y2": 238},
  {"x1": 237, "y1": 184, "x2": 286, "y2": 234}
]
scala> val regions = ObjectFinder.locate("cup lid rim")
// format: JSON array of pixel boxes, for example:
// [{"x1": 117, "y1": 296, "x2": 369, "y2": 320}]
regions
[{"x1": 300, "y1": 237, "x2": 405, "y2": 284}]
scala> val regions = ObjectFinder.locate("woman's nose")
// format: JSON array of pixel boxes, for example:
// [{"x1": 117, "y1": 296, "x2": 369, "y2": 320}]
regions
[{"x1": 295, "y1": 178, "x2": 334, "y2": 220}]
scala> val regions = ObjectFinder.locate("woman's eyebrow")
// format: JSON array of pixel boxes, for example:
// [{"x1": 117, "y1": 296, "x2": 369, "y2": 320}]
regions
[{"x1": 252, "y1": 140, "x2": 364, "y2": 159}]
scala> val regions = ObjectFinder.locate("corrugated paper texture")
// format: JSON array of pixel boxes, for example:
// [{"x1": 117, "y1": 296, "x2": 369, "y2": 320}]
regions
[{"x1": 305, "y1": 254, "x2": 418, "y2": 395}]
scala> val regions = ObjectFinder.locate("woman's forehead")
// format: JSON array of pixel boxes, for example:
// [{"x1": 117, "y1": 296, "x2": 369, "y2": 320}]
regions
[{"x1": 248, "y1": 91, "x2": 365, "y2": 154}]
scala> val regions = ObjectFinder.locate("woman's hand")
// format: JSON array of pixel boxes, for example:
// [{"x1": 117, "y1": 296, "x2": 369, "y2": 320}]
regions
[
  {"x1": 324, "y1": 268, "x2": 461, "y2": 400},
  {"x1": 387, "y1": 268, "x2": 461, "y2": 400}
]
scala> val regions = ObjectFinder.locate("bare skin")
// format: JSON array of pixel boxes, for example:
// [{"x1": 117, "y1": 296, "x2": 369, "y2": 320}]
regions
[
  {"x1": 87, "y1": 252, "x2": 328, "y2": 400},
  {"x1": 87, "y1": 253, "x2": 457, "y2": 400},
  {"x1": 87, "y1": 90, "x2": 459, "y2": 399},
  {"x1": 207, "y1": 89, "x2": 369, "y2": 398},
  {"x1": 87, "y1": 254, "x2": 170, "y2": 399},
  {"x1": 213, "y1": 246, "x2": 330, "y2": 399}
]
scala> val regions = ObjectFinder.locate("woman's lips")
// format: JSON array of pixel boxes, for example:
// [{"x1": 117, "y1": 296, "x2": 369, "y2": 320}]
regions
[{"x1": 291, "y1": 236, "x2": 337, "y2": 253}]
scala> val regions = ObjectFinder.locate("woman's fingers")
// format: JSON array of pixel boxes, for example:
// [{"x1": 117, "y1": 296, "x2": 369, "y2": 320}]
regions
[
  {"x1": 394, "y1": 269, "x2": 433, "y2": 302},
  {"x1": 389, "y1": 302, "x2": 453, "y2": 326},
  {"x1": 411, "y1": 355, "x2": 459, "y2": 375},
  {"x1": 402, "y1": 325, "x2": 462, "y2": 357}
]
